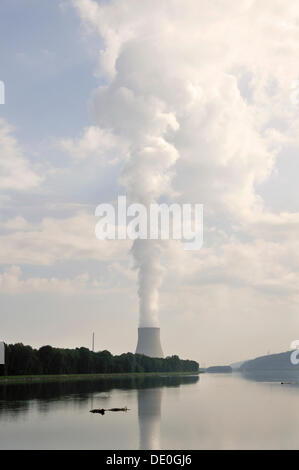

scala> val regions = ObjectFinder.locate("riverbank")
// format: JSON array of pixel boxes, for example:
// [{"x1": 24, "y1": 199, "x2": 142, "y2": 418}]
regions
[{"x1": 0, "y1": 371, "x2": 200, "y2": 385}]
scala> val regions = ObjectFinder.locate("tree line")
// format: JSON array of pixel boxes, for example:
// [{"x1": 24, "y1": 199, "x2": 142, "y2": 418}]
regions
[{"x1": 1, "y1": 343, "x2": 199, "y2": 376}]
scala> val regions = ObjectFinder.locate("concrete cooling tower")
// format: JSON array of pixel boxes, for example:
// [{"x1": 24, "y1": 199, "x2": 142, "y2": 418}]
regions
[{"x1": 135, "y1": 327, "x2": 164, "y2": 358}]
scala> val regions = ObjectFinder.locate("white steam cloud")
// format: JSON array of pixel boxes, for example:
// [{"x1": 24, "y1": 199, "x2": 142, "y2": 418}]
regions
[
  {"x1": 73, "y1": 0, "x2": 299, "y2": 328},
  {"x1": 91, "y1": 84, "x2": 179, "y2": 327},
  {"x1": 73, "y1": 0, "x2": 182, "y2": 327},
  {"x1": 131, "y1": 239, "x2": 164, "y2": 327}
]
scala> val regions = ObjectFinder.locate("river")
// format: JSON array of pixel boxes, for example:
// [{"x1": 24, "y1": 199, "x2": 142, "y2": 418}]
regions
[{"x1": 0, "y1": 373, "x2": 299, "y2": 449}]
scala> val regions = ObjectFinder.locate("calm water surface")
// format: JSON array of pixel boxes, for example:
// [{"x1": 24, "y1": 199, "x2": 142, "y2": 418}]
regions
[{"x1": 1, "y1": 373, "x2": 299, "y2": 449}]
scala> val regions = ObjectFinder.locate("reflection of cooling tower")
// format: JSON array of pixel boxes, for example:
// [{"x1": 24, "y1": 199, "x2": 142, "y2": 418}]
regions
[
  {"x1": 135, "y1": 327, "x2": 164, "y2": 358},
  {"x1": 138, "y1": 389, "x2": 162, "y2": 450}
]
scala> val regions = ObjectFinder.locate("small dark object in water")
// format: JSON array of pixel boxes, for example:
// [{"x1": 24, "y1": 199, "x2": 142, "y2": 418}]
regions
[
  {"x1": 108, "y1": 407, "x2": 129, "y2": 412},
  {"x1": 90, "y1": 406, "x2": 129, "y2": 415},
  {"x1": 281, "y1": 382, "x2": 292, "y2": 385},
  {"x1": 90, "y1": 408, "x2": 105, "y2": 415}
]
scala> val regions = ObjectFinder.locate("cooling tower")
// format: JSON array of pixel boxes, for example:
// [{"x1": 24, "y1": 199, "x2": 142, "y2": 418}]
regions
[{"x1": 135, "y1": 327, "x2": 164, "y2": 358}]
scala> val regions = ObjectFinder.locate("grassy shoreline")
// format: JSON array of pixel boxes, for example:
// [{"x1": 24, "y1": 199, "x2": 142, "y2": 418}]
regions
[{"x1": 0, "y1": 371, "x2": 200, "y2": 385}]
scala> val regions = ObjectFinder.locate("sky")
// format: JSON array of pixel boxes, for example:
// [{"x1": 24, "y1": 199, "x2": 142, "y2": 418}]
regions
[{"x1": 1, "y1": 0, "x2": 299, "y2": 365}]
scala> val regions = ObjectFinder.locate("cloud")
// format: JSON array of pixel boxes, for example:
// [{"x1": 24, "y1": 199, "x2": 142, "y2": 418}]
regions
[
  {"x1": 60, "y1": 125, "x2": 121, "y2": 163},
  {"x1": 0, "y1": 212, "x2": 130, "y2": 265},
  {"x1": 0, "y1": 265, "x2": 91, "y2": 294},
  {"x1": 73, "y1": 0, "x2": 299, "y2": 223},
  {"x1": 164, "y1": 236, "x2": 299, "y2": 298},
  {"x1": 70, "y1": 0, "x2": 299, "y2": 333},
  {"x1": 0, "y1": 265, "x2": 131, "y2": 295},
  {"x1": 0, "y1": 118, "x2": 42, "y2": 191}
]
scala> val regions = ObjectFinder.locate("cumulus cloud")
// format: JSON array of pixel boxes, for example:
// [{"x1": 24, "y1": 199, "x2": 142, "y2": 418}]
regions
[
  {"x1": 163, "y1": 236, "x2": 299, "y2": 298},
  {"x1": 0, "y1": 265, "x2": 131, "y2": 295},
  {"x1": 60, "y1": 125, "x2": 121, "y2": 163},
  {"x1": 70, "y1": 0, "x2": 299, "y2": 342},
  {"x1": 0, "y1": 266, "x2": 91, "y2": 294},
  {"x1": 0, "y1": 118, "x2": 42, "y2": 191},
  {"x1": 0, "y1": 212, "x2": 130, "y2": 265},
  {"x1": 73, "y1": 0, "x2": 299, "y2": 222}
]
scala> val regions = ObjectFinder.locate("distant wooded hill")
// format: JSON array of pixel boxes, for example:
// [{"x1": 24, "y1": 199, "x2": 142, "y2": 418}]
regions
[
  {"x1": 240, "y1": 350, "x2": 299, "y2": 381},
  {"x1": 1, "y1": 343, "x2": 199, "y2": 376},
  {"x1": 241, "y1": 351, "x2": 298, "y2": 371}
]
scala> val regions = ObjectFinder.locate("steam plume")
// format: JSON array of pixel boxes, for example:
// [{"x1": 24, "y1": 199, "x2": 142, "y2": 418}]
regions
[
  {"x1": 85, "y1": 22, "x2": 180, "y2": 327},
  {"x1": 74, "y1": 0, "x2": 291, "y2": 328},
  {"x1": 132, "y1": 239, "x2": 164, "y2": 327}
]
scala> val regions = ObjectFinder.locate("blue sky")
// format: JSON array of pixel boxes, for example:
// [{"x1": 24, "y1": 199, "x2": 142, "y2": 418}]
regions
[{"x1": 0, "y1": 0, "x2": 98, "y2": 143}]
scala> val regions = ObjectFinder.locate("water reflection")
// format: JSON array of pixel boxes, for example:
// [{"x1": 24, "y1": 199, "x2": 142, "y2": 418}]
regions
[
  {"x1": 0, "y1": 374, "x2": 199, "y2": 449},
  {"x1": 241, "y1": 369, "x2": 299, "y2": 383},
  {"x1": 138, "y1": 388, "x2": 162, "y2": 450},
  {"x1": 3, "y1": 373, "x2": 299, "y2": 449},
  {"x1": 0, "y1": 375, "x2": 199, "y2": 414}
]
